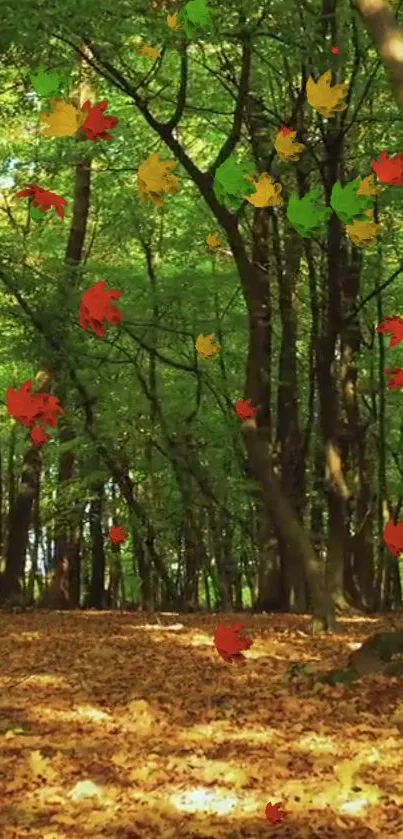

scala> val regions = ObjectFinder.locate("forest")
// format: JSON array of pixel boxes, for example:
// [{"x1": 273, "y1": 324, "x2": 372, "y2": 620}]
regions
[
  {"x1": 2, "y1": 2, "x2": 403, "y2": 838},
  {"x1": 1, "y1": 0, "x2": 403, "y2": 623}
]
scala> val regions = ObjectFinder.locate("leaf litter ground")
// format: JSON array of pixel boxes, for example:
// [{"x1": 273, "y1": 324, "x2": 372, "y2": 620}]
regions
[{"x1": 0, "y1": 610, "x2": 402, "y2": 839}]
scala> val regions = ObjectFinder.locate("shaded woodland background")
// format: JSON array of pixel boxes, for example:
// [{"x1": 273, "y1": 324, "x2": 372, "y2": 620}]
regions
[{"x1": 1, "y1": 0, "x2": 403, "y2": 624}]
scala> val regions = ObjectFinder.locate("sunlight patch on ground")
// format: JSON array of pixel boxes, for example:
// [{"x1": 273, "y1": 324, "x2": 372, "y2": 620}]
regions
[
  {"x1": 6, "y1": 631, "x2": 42, "y2": 641},
  {"x1": 337, "y1": 616, "x2": 380, "y2": 624},
  {"x1": 123, "y1": 623, "x2": 185, "y2": 632},
  {"x1": 294, "y1": 733, "x2": 338, "y2": 754},
  {"x1": 177, "y1": 721, "x2": 277, "y2": 744},
  {"x1": 2, "y1": 674, "x2": 67, "y2": 688},
  {"x1": 32, "y1": 705, "x2": 112, "y2": 723},
  {"x1": 339, "y1": 796, "x2": 372, "y2": 814},
  {"x1": 67, "y1": 780, "x2": 103, "y2": 801},
  {"x1": 169, "y1": 786, "x2": 240, "y2": 815}
]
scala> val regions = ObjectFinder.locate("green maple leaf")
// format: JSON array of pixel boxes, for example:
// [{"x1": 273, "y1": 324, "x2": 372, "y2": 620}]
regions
[
  {"x1": 330, "y1": 178, "x2": 374, "y2": 224},
  {"x1": 178, "y1": 0, "x2": 213, "y2": 38},
  {"x1": 286, "y1": 188, "x2": 332, "y2": 237},
  {"x1": 29, "y1": 203, "x2": 47, "y2": 223},
  {"x1": 213, "y1": 155, "x2": 255, "y2": 211},
  {"x1": 30, "y1": 65, "x2": 64, "y2": 98}
]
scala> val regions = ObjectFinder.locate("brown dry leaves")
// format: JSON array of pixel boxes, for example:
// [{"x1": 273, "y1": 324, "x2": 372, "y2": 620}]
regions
[{"x1": 0, "y1": 611, "x2": 403, "y2": 839}]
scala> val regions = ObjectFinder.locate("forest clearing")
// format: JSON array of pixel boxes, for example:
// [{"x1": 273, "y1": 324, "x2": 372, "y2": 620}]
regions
[
  {"x1": 1, "y1": 610, "x2": 403, "y2": 839},
  {"x1": 2, "y1": 0, "x2": 403, "y2": 835}
]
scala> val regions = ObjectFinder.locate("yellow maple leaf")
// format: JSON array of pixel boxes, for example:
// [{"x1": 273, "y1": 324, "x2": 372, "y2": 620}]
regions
[
  {"x1": 206, "y1": 232, "x2": 221, "y2": 250},
  {"x1": 244, "y1": 172, "x2": 283, "y2": 207},
  {"x1": 137, "y1": 44, "x2": 161, "y2": 62},
  {"x1": 195, "y1": 333, "x2": 221, "y2": 359},
  {"x1": 137, "y1": 152, "x2": 180, "y2": 206},
  {"x1": 274, "y1": 129, "x2": 306, "y2": 162},
  {"x1": 167, "y1": 12, "x2": 183, "y2": 31},
  {"x1": 356, "y1": 174, "x2": 383, "y2": 196},
  {"x1": 30, "y1": 750, "x2": 58, "y2": 782},
  {"x1": 346, "y1": 209, "x2": 381, "y2": 247},
  {"x1": 39, "y1": 99, "x2": 86, "y2": 137},
  {"x1": 306, "y1": 70, "x2": 348, "y2": 118}
]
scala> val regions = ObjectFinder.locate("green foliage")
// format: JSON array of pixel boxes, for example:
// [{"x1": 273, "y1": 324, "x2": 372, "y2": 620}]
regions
[
  {"x1": 178, "y1": 0, "x2": 214, "y2": 38},
  {"x1": 330, "y1": 179, "x2": 374, "y2": 224},
  {"x1": 286, "y1": 188, "x2": 332, "y2": 237},
  {"x1": 213, "y1": 156, "x2": 255, "y2": 211},
  {"x1": 29, "y1": 65, "x2": 64, "y2": 98}
]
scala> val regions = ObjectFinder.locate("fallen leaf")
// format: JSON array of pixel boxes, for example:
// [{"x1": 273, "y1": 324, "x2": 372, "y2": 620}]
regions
[
  {"x1": 137, "y1": 44, "x2": 161, "y2": 62},
  {"x1": 39, "y1": 99, "x2": 85, "y2": 137},
  {"x1": 236, "y1": 399, "x2": 257, "y2": 421},
  {"x1": 376, "y1": 315, "x2": 403, "y2": 347},
  {"x1": 30, "y1": 65, "x2": 64, "y2": 98},
  {"x1": 80, "y1": 100, "x2": 119, "y2": 142},
  {"x1": 274, "y1": 129, "x2": 306, "y2": 162},
  {"x1": 178, "y1": 0, "x2": 213, "y2": 38},
  {"x1": 244, "y1": 172, "x2": 283, "y2": 207},
  {"x1": 206, "y1": 232, "x2": 221, "y2": 250},
  {"x1": 371, "y1": 149, "x2": 403, "y2": 185},
  {"x1": 330, "y1": 178, "x2": 374, "y2": 224},
  {"x1": 17, "y1": 183, "x2": 68, "y2": 219},
  {"x1": 31, "y1": 425, "x2": 50, "y2": 446},
  {"x1": 110, "y1": 525, "x2": 128, "y2": 544},
  {"x1": 383, "y1": 518, "x2": 403, "y2": 555},
  {"x1": 306, "y1": 69, "x2": 348, "y2": 118},
  {"x1": 356, "y1": 174, "x2": 383, "y2": 196},
  {"x1": 213, "y1": 154, "x2": 255, "y2": 211},
  {"x1": 265, "y1": 801, "x2": 286, "y2": 823},
  {"x1": 30, "y1": 750, "x2": 58, "y2": 783},
  {"x1": 138, "y1": 152, "x2": 180, "y2": 206},
  {"x1": 346, "y1": 209, "x2": 381, "y2": 246},
  {"x1": 195, "y1": 333, "x2": 221, "y2": 359},
  {"x1": 167, "y1": 12, "x2": 183, "y2": 31},
  {"x1": 6, "y1": 380, "x2": 42, "y2": 427},
  {"x1": 383, "y1": 368, "x2": 403, "y2": 389},
  {"x1": 287, "y1": 187, "x2": 332, "y2": 237},
  {"x1": 214, "y1": 622, "x2": 253, "y2": 663},
  {"x1": 79, "y1": 281, "x2": 123, "y2": 337}
]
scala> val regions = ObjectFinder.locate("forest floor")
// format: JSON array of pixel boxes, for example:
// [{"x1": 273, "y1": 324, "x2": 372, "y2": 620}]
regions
[{"x1": 0, "y1": 610, "x2": 403, "y2": 839}]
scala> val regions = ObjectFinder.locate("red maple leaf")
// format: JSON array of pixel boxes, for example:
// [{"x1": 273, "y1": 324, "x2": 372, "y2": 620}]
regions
[
  {"x1": 236, "y1": 398, "x2": 257, "y2": 421},
  {"x1": 214, "y1": 622, "x2": 253, "y2": 663},
  {"x1": 383, "y1": 519, "x2": 403, "y2": 557},
  {"x1": 6, "y1": 380, "x2": 42, "y2": 426},
  {"x1": 33, "y1": 393, "x2": 66, "y2": 427},
  {"x1": 16, "y1": 184, "x2": 68, "y2": 219},
  {"x1": 383, "y1": 368, "x2": 403, "y2": 389},
  {"x1": 31, "y1": 425, "x2": 50, "y2": 446},
  {"x1": 79, "y1": 281, "x2": 123, "y2": 337},
  {"x1": 371, "y1": 149, "x2": 403, "y2": 185},
  {"x1": 376, "y1": 316, "x2": 403, "y2": 347},
  {"x1": 265, "y1": 801, "x2": 286, "y2": 823},
  {"x1": 109, "y1": 525, "x2": 128, "y2": 545},
  {"x1": 331, "y1": 45, "x2": 340, "y2": 54},
  {"x1": 6, "y1": 380, "x2": 65, "y2": 428},
  {"x1": 281, "y1": 126, "x2": 293, "y2": 136},
  {"x1": 80, "y1": 100, "x2": 119, "y2": 141}
]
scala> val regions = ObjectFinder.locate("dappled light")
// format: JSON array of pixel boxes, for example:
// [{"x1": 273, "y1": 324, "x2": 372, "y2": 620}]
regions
[
  {"x1": 169, "y1": 786, "x2": 241, "y2": 815},
  {"x1": 2, "y1": 0, "x2": 403, "y2": 837},
  {"x1": 1, "y1": 611, "x2": 403, "y2": 838}
]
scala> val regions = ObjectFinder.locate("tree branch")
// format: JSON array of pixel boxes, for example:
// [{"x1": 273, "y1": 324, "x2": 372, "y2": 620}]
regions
[
  {"x1": 164, "y1": 45, "x2": 188, "y2": 131},
  {"x1": 209, "y1": 37, "x2": 252, "y2": 177}
]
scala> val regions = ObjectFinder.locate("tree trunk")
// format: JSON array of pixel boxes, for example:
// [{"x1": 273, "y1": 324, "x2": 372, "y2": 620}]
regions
[
  {"x1": 88, "y1": 482, "x2": 106, "y2": 608},
  {"x1": 354, "y1": 0, "x2": 403, "y2": 111},
  {"x1": 0, "y1": 445, "x2": 41, "y2": 602}
]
